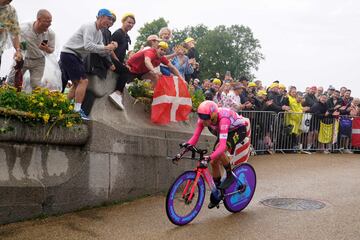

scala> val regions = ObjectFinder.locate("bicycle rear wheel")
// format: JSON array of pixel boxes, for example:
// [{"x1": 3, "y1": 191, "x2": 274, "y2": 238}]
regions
[
  {"x1": 166, "y1": 171, "x2": 205, "y2": 226},
  {"x1": 223, "y1": 163, "x2": 256, "y2": 213}
]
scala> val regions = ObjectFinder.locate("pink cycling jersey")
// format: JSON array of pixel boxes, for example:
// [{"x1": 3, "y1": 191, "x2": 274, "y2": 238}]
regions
[{"x1": 187, "y1": 108, "x2": 247, "y2": 160}]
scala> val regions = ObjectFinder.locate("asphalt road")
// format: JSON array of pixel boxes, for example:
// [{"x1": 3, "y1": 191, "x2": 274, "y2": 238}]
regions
[{"x1": 1, "y1": 153, "x2": 360, "y2": 240}]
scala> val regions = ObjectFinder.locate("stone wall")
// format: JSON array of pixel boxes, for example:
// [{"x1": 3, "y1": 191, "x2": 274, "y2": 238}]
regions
[{"x1": 0, "y1": 73, "x2": 214, "y2": 224}]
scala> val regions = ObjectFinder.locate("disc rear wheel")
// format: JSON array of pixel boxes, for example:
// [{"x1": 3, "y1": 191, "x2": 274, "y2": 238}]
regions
[{"x1": 223, "y1": 163, "x2": 257, "y2": 213}]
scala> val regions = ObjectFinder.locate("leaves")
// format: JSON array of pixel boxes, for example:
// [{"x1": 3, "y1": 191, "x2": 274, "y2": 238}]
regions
[
  {"x1": 128, "y1": 79, "x2": 154, "y2": 103},
  {"x1": 133, "y1": 18, "x2": 168, "y2": 52},
  {"x1": 191, "y1": 89, "x2": 205, "y2": 111},
  {"x1": 0, "y1": 86, "x2": 81, "y2": 127}
]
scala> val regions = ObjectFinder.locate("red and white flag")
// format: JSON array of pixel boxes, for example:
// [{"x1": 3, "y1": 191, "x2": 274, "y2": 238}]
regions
[
  {"x1": 352, "y1": 117, "x2": 360, "y2": 147},
  {"x1": 151, "y1": 75, "x2": 192, "y2": 125},
  {"x1": 231, "y1": 137, "x2": 251, "y2": 165}
]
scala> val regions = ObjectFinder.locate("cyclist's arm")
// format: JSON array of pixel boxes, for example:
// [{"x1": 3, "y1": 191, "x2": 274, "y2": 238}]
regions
[
  {"x1": 209, "y1": 118, "x2": 231, "y2": 160},
  {"x1": 187, "y1": 119, "x2": 205, "y2": 146}
]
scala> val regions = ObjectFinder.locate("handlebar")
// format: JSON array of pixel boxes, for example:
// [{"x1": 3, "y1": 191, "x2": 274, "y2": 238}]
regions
[{"x1": 169, "y1": 144, "x2": 208, "y2": 164}]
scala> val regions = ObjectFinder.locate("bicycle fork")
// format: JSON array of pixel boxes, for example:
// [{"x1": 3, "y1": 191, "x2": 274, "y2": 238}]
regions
[{"x1": 182, "y1": 170, "x2": 202, "y2": 203}]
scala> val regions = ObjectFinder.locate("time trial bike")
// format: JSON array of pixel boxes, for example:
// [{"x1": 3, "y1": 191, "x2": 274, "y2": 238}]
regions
[{"x1": 165, "y1": 145, "x2": 256, "y2": 226}]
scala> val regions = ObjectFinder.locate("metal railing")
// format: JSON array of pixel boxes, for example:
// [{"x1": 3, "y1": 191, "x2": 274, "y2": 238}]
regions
[{"x1": 238, "y1": 110, "x2": 360, "y2": 154}]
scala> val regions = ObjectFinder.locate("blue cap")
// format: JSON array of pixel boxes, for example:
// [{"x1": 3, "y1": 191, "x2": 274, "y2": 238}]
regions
[{"x1": 97, "y1": 9, "x2": 113, "y2": 18}]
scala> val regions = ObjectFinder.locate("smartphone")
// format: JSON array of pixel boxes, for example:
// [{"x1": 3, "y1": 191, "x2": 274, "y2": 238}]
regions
[{"x1": 42, "y1": 39, "x2": 48, "y2": 44}]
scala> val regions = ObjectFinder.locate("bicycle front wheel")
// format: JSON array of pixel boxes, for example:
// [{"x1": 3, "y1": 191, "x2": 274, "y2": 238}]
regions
[
  {"x1": 223, "y1": 163, "x2": 257, "y2": 213},
  {"x1": 166, "y1": 171, "x2": 206, "y2": 226}
]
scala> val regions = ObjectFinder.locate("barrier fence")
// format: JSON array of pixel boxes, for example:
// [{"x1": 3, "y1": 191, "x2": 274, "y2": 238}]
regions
[{"x1": 239, "y1": 111, "x2": 360, "y2": 154}]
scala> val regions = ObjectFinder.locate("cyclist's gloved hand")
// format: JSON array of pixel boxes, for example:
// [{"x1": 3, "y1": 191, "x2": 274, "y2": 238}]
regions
[
  {"x1": 180, "y1": 142, "x2": 192, "y2": 149},
  {"x1": 204, "y1": 155, "x2": 211, "y2": 162},
  {"x1": 200, "y1": 156, "x2": 211, "y2": 168}
]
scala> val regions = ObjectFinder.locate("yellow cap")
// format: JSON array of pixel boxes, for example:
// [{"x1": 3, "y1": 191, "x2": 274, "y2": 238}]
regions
[
  {"x1": 110, "y1": 11, "x2": 116, "y2": 22},
  {"x1": 257, "y1": 90, "x2": 267, "y2": 96},
  {"x1": 279, "y1": 83, "x2": 286, "y2": 89},
  {"x1": 269, "y1": 83, "x2": 279, "y2": 89},
  {"x1": 158, "y1": 41, "x2": 169, "y2": 49},
  {"x1": 212, "y1": 78, "x2": 221, "y2": 85},
  {"x1": 248, "y1": 82, "x2": 257, "y2": 87},
  {"x1": 121, "y1": 12, "x2": 135, "y2": 22},
  {"x1": 184, "y1": 37, "x2": 195, "y2": 43}
]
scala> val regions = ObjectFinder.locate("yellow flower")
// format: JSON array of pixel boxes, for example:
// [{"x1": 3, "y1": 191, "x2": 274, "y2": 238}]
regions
[
  {"x1": 42, "y1": 114, "x2": 50, "y2": 124},
  {"x1": 53, "y1": 103, "x2": 57, "y2": 107},
  {"x1": 66, "y1": 122, "x2": 73, "y2": 128},
  {"x1": 143, "y1": 81, "x2": 151, "y2": 88},
  {"x1": 68, "y1": 105, "x2": 74, "y2": 111},
  {"x1": 39, "y1": 102, "x2": 44, "y2": 107},
  {"x1": 58, "y1": 110, "x2": 63, "y2": 116}
]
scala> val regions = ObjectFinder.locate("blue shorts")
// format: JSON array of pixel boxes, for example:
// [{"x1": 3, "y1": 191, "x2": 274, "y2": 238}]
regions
[{"x1": 60, "y1": 52, "x2": 86, "y2": 82}]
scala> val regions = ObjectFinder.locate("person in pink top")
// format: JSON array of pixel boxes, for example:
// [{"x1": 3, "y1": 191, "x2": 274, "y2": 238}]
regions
[{"x1": 182, "y1": 100, "x2": 249, "y2": 208}]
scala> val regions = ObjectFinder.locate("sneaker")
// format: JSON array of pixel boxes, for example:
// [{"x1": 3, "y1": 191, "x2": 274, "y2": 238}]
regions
[
  {"x1": 323, "y1": 150, "x2": 330, "y2": 154},
  {"x1": 344, "y1": 149, "x2": 353, "y2": 154},
  {"x1": 208, "y1": 201, "x2": 219, "y2": 209},
  {"x1": 78, "y1": 109, "x2": 90, "y2": 121},
  {"x1": 109, "y1": 92, "x2": 124, "y2": 110},
  {"x1": 218, "y1": 172, "x2": 235, "y2": 190},
  {"x1": 208, "y1": 191, "x2": 221, "y2": 209}
]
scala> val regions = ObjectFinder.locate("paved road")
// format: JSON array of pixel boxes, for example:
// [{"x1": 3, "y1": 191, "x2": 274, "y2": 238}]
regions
[{"x1": 1, "y1": 153, "x2": 360, "y2": 240}]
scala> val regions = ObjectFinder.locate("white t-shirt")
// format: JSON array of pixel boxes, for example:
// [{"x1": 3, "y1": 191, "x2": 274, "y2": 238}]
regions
[{"x1": 21, "y1": 22, "x2": 55, "y2": 59}]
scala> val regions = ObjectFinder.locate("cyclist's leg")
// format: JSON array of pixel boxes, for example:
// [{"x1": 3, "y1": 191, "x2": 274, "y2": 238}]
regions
[{"x1": 219, "y1": 127, "x2": 247, "y2": 189}]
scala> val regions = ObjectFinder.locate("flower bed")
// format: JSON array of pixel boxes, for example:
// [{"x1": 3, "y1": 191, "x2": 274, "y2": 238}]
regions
[
  {"x1": 0, "y1": 86, "x2": 88, "y2": 145},
  {"x1": 0, "y1": 86, "x2": 81, "y2": 127}
]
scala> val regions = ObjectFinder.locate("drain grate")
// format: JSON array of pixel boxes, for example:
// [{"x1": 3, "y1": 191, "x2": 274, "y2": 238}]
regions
[{"x1": 260, "y1": 198, "x2": 326, "y2": 211}]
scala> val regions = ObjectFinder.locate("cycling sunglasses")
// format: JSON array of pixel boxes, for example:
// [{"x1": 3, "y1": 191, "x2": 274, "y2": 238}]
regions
[{"x1": 198, "y1": 113, "x2": 211, "y2": 120}]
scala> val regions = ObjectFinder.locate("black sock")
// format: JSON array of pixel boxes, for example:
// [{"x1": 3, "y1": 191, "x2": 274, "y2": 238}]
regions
[
  {"x1": 224, "y1": 163, "x2": 232, "y2": 176},
  {"x1": 213, "y1": 177, "x2": 221, "y2": 187}
]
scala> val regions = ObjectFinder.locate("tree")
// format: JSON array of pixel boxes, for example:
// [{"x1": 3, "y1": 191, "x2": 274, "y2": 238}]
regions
[
  {"x1": 172, "y1": 24, "x2": 209, "y2": 45},
  {"x1": 196, "y1": 25, "x2": 264, "y2": 80},
  {"x1": 133, "y1": 18, "x2": 168, "y2": 52}
]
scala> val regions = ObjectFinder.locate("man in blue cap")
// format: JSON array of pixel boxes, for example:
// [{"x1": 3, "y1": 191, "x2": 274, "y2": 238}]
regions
[{"x1": 60, "y1": 8, "x2": 117, "y2": 120}]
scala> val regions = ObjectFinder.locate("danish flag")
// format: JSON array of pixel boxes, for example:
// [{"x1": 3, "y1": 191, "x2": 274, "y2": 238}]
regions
[
  {"x1": 352, "y1": 117, "x2": 360, "y2": 147},
  {"x1": 151, "y1": 75, "x2": 192, "y2": 125}
]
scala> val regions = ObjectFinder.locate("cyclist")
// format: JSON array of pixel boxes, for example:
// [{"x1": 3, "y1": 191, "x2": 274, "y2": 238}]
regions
[{"x1": 182, "y1": 100, "x2": 250, "y2": 209}]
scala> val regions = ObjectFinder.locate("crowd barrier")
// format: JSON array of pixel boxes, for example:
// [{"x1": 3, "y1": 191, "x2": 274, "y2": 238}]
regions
[{"x1": 239, "y1": 111, "x2": 360, "y2": 154}]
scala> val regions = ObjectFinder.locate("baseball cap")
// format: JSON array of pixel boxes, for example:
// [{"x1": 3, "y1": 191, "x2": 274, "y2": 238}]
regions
[
  {"x1": 257, "y1": 90, "x2": 267, "y2": 96},
  {"x1": 248, "y1": 82, "x2": 257, "y2": 87},
  {"x1": 97, "y1": 9, "x2": 113, "y2": 18},
  {"x1": 279, "y1": 83, "x2": 286, "y2": 90},
  {"x1": 184, "y1": 37, "x2": 195, "y2": 43},
  {"x1": 147, "y1": 35, "x2": 161, "y2": 41},
  {"x1": 158, "y1": 41, "x2": 169, "y2": 49},
  {"x1": 212, "y1": 78, "x2": 221, "y2": 85},
  {"x1": 121, "y1": 12, "x2": 135, "y2": 22},
  {"x1": 328, "y1": 85, "x2": 335, "y2": 90},
  {"x1": 110, "y1": 11, "x2": 117, "y2": 22},
  {"x1": 269, "y1": 83, "x2": 279, "y2": 89}
]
